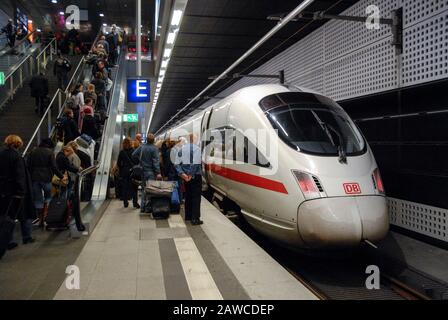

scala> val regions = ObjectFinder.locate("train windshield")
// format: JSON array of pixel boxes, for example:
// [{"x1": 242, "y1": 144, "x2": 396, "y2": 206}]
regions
[{"x1": 260, "y1": 92, "x2": 365, "y2": 157}]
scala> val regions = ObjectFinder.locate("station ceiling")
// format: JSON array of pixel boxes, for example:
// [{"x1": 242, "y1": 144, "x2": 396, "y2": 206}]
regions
[
  {"x1": 22, "y1": 0, "x2": 154, "y2": 31},
  {"x1": 149, "y1": 0, "x2": 359, "y2": 133}
]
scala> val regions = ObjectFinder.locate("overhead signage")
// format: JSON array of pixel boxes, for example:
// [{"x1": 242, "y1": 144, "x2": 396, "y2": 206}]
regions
[
  {"x1": 127, "y1": 78, "x2": 151, "y2": 103},
  {"x1": 0, "y1": 72, "x2": 5, "y2": 86}
]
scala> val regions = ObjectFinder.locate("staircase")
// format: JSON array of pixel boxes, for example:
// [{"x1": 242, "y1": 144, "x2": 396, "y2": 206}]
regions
[
  {"x1": 0, "y1": 43, "x2": 40, "y2": 75},
  {"x1": 0, "y1": 55, "x2": 82, "y2": 147}
]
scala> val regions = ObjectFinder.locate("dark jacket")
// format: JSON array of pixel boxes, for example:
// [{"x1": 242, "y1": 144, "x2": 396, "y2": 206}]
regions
[
  {"x1": 81, "y1": 115, "x2": 100, "y2": 140},
  {"x1": 56, "y1": 152, "x2": 79, "y2": 175},
  {"x1": 61, "y1": 116, "x2": 79, "y2": 144},
  {"x1": 53, "y1": 57, "x2": 71, "y2": 77},
  {"x1": 76, "y1": 150, "x2": 91, "y2": 169},
  {"x1": 0, "y1": 147, "x2": 36, "y2": 221},
  {"x1": 117, "y1": 149, "x2": 136, "y2": 178},
  {"x1": 29, "y1": 74, "x2": 49, "y2": 98},
  {"x1": 27, "y1": 146, "x2": 63, "y2": 183},
  {"x1": 91, "y1": 77, "x2": 106, "y2": 96},
  {"x1": 0, "y1": 147, "x2": 26, "y2": 198},
  {"x1": 106, "y1": 33, "x2": 118, "y2": 51}
]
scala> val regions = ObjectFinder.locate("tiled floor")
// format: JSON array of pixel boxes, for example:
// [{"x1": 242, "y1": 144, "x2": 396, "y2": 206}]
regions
[{"x1": 54, "y1": 198, "x2": 317, "y2": 300}]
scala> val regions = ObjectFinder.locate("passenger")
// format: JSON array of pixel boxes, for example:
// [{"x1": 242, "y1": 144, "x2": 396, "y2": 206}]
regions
[
  {"x1": 91, "y1": 71, "x2": 107, "y2": 112},
  {"x1": 53, "y1": 51, "x2": 72, "y2": 90},
  {"x1": 27, "y1": 138, "x2": 65, "y2": 228},
  {"x1": 96, "y1": 35, "x2": 110, "y2": 55},
  {"x1": 106, "y1": 25, "x2": 119, "y2": 66},
  {"x1": 61, "y1": 108, "x2": 80, "y2": 145},
  {"x1": 79, "y1": 98, "x2": 94, "y2": 130},
  {"x1": 0, "y1": 135, "x2": 35, "y2": 258},
  {"x1": 71, "y1": 83, "x2": 84, "y2": 122},
  {"x1": 161, "y1": 139, "x2": 177, "y2": 181},
  {"x1": 29, "y1": 72, "x2": 49, "y2": 115},
  {"x1": 67, "y1": 26, "x2": 79, "y2": 55},
  {"x1": 80, "y1": 103, "x2": 100, "y2": 141},
  {"x1": 84, "y1": 84, "x2": 97, "y2": 109},
  {"x1": 134, "y1": 133, "x2": 142, "y2": 148},
  {"x1": 56, "y1": 146, "x2": 81, "y2": 197},
  {"x1": 175, "y1": 134, "x2": 203, "y2": 225},
  {"x1": 117, "y1": 138, "x2": 139, "y2": 209},
  {"x1": 0, "y1": 19, "x2": 16, "y2": 48},
  {"x1": 132, "y1": 134, "x2": 162, "y2": 212}
]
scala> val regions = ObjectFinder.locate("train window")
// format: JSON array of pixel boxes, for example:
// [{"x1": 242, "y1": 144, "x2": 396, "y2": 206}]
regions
[{"x1": 261, "y1": 93, "x2": 366, "y2": 157}]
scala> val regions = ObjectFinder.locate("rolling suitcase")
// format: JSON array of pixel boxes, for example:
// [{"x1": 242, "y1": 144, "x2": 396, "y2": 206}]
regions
[
  {"x1": 145, "y1": 180, "x2": 174, "y2": 219},
  {"x1": 46, "y1": 189, "x2": 72, "y2": 230},
  {"x1": 151, "y1": 197, "x2": 171, "y2": 219}
]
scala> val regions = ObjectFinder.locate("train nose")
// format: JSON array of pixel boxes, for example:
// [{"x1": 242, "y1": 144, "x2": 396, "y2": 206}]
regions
[{"x1": 297, "y1": 196, "x2": 389, "y2": 248}]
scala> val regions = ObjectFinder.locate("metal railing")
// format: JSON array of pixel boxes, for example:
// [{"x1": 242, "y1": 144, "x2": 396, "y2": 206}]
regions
[
  {"x1": 21, "y1": 56, "x2": 86, "y2": 156},
  {"x1": 21, "y1": 30, "x2": 103, "y2": 156},
  {"x1": 35, "y1": 38, "x2": 57, "y2": 75},
  {"x1": 0, "y1": 36, "x2": 57, "y2": 111}
]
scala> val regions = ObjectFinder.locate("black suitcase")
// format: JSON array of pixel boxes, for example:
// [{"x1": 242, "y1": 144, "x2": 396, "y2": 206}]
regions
[
  {"x1": 0, "y1": 214, "x2": 15, "y2": 259},
  {"x1": 46, "y1": 191, "x2": 71, "y2": 230},
  {"x1": 151, "y1": 197, "x2": 171, "y2": 219}
]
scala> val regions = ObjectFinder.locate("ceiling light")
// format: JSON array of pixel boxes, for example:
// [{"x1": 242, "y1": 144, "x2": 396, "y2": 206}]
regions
[
  {"x1": 99, "y1": 13, "x2": 104, "y2": 17},
  {"x1": 59, "y1": 11, "x2": 64, "y2": 16},
  {"x1": 51, "y1": 0, "x2": 57, "y2": 3},
  {"x1": 163, "y1": 48, "x2": 172, "y2": 58},
  {"x1": 28, "y1": 20, "x2": 33, "y2": 23},
  {"x1": 171, "y1": 10, "x2": 183, "y2": 26},
  {"x1": 103, "y1": 23, "x2": 107, "y2": 27}
]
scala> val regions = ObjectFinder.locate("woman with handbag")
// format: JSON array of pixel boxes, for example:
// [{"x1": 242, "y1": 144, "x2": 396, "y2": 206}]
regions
[
  {"x1": 27, "y1": 138, "x2": 66, "y2": 228},
  {"x1": 117, "y1": 138, "x2": 140, "y2": 209}
]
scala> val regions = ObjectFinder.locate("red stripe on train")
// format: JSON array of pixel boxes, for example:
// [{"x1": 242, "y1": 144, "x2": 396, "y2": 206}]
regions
[{"x1": 204, "y1": 163, "x2": 288, "y2": 194}]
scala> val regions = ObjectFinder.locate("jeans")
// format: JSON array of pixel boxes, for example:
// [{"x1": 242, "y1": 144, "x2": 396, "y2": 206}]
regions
[
  {"x1": 34, "y1": 96, "x2": 46, "y2": 114},
  {"x1": 32, "y1": 181, "x2": 52, "y2": 209}
]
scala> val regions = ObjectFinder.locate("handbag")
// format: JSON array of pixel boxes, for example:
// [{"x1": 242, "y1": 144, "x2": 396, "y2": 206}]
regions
[
  {"x1": 145, "y1": 180, "x2": 175, "y2": 198},
  {"x1": 130, "y1": 148, "x2": 144, "y2": 182},
  {"x1": 52, "y1": 172, "x2": 69, "y2": 187}
]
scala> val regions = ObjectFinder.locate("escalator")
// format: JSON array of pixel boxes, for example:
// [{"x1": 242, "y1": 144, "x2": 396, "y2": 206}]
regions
[{"x1": 0, "y1": 54, "x2": 82, "y2": 146}]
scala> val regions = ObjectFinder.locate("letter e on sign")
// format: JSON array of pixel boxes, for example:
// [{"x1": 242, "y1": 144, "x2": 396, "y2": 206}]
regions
[{"x1": 343, "y1": 183, "x2": 361, "y2": 195}]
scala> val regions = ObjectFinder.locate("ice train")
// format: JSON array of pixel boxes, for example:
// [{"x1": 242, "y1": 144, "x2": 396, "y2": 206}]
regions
[{"x1": 160, "y1": 84, "x2": 389, "y2": 249}]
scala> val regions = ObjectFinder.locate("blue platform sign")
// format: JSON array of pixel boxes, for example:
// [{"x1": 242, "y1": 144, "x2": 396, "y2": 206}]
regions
[{"x1": 127, "y1": 79, "x2": 151, "y2": 103}]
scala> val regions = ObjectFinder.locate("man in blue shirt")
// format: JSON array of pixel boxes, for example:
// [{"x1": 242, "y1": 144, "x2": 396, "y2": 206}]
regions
[
  {"x1": 133, "y1": 134, "x2": 162, "y2": 212},
  {"x1": 175, "y1": 133, "x2": 203, "y2": 225}
]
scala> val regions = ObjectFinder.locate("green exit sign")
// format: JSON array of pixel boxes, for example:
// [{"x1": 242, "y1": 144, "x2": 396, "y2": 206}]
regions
[
  {"x1": 123, "y1": 114, "x2": 139, "y2": 122},
  {"x1": 0, "y1": 72, "x2": 5, "y2": 86}
]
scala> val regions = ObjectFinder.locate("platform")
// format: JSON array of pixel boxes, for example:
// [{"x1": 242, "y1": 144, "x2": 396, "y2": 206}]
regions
[{"x1": 43, "y1": 197, "x2": 317, "y2": 300}]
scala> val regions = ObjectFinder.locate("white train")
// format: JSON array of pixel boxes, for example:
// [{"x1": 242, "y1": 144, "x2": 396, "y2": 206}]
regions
[{"x1": 160, "y1": 84, "x2": 389, "y2": 249}]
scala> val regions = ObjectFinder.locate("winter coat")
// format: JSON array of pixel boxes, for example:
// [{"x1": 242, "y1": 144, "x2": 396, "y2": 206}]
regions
[
  {"x1": 27, "y1": 146, "x2": 63, "y2": 182},
  {"x1": 29, "y1": 74, "x2": 49, "y2": 98}
]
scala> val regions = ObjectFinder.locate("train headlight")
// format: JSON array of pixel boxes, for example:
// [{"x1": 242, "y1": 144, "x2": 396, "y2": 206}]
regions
[
  {"x1": 291, "y1": 170, "x2": 322, "y2": 200},
  {"x1": 372, "y1": 168, "x2": 385, "y2": 195}
]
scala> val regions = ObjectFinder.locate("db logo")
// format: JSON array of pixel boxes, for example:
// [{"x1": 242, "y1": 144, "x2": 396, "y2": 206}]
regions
[{"x1": 343, "y1": 183, "x2": 361, "y2": 194}]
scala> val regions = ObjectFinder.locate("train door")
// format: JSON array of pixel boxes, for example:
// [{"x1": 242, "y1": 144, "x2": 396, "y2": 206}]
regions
[{"x1": 201, "y1": 108, "x2": 213, "y2": 185}]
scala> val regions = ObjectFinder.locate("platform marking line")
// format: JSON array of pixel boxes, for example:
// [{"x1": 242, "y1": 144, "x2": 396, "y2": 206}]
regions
[
  {"x1": 174, "y1": 237, "x2": 223, "y2": 300},
  {"x1": 168, "y1": 214, "x2": 187, "y2": 229}
]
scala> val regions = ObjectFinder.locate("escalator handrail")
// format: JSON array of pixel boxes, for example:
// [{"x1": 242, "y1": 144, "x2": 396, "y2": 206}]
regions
[
  {"x1": 35, "y1": 37, "x2": 56, "y2": 60},
  {"x1": 0, "y1": 30, "x2": 37, "y2": 58},
  {"x1": 22, "y1": 88, "x2": 62, "y2": 156},
  {"x1": 22, "y1": 29, "x2": 104, "y2": 157}
]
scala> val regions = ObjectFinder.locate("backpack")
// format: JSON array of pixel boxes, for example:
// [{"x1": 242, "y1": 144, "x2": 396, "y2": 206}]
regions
[{"x1": 63, "y1": 59, "x2": 72, "y2": 72}]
